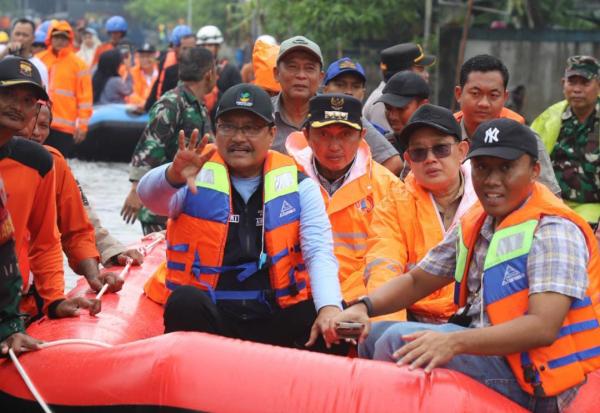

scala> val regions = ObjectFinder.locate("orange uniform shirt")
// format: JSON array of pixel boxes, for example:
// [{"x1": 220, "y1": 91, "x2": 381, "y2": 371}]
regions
[{"x1": 0, "y1": 138, "x2": 64, "y2": 313}]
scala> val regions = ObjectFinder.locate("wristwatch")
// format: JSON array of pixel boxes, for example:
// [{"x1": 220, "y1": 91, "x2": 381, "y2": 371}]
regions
[{"x1": 349, "y1": 295, "x2": 374, "y2": 317}]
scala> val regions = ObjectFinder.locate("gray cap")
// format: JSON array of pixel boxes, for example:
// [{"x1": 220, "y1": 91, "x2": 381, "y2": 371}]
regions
[{"x1": 277, "y1": 36, "x2": 323, "y2": 66}]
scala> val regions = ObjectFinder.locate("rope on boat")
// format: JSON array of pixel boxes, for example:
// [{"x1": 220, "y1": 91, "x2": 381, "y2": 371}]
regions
[
  {"x1": 139, "y1": 233, "x2": 165, "y2": 256},
  {"x1": 9, "y1": 339, "x2": 114, "y2": 413},
  {"x1": 96, "y1": 257, "x2": 134, "y2": 300},
  {"x1": 9, "y1": 234, "x2": 165, "y2": 410}
]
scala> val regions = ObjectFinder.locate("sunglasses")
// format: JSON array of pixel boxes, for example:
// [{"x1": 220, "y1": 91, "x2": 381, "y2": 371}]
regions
[{"x1": 407, "y1": 142, "x2": 457, "y2": 163}]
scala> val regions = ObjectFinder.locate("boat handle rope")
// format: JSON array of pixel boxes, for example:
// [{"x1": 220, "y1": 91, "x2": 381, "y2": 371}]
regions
[
  {"x1": 95, "y1": 257, "x2": 133, "y2": 300},
  {"x1": 9, "y1": 235, "x2": 165, "y2": 412},
  {"x1": 8, "y1": 339, "x2": 114, "y2": 413}
]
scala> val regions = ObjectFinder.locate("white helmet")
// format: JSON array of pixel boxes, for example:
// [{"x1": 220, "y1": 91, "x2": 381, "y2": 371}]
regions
[
  {"x1": 256, "y1": 34, "x2": 277, "y2": 46},
  {"x1": 196, "y1": 25, "x2": 224, "y2": 45}
]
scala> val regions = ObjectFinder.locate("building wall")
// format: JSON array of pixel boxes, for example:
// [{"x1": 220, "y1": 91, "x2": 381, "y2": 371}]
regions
[{"x1": 437, "y1": 28, "x2": 600, "y2": 122}]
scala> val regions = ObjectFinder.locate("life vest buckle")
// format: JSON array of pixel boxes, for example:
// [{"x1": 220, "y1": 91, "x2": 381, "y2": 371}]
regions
[{"x1": 288, "y1": 283, "x2": 299, "y2": 297}]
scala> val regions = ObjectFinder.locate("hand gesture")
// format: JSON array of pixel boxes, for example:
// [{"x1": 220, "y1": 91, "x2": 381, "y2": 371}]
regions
[{"x1": 166, "y1": 129, "x2": 216, "y2": 193}]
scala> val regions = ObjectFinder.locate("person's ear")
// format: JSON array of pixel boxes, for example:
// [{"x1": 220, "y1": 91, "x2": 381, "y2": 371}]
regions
[
  {"x1": 457, "y1": 140, "x2": 469, "y2": 161},
  {"x1": 360, "y1": 128, "x2": 367, "y2": 140},
  {"x1": 454, "y1": 85, "x2": 463, "y2": 104},
  {"x1": 273, "y1": 65, "x2": 280, "y2": 83},
  {"x1": 531, "y1": 159, "x2": 541, "y2": 181}
]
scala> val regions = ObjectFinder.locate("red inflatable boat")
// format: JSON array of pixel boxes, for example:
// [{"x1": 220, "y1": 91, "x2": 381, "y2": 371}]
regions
[{"x1": 0, "y1": 236, "x2": 598, "y2": 412}]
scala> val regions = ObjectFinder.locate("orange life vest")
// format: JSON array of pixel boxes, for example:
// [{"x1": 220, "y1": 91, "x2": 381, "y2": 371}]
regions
[
  {"x1": 455, "y1": 182, "x2": 600, "y2": 396},
  {"x1": 286, "y1": 131, "x2": 398, "y2": 302},
  {"x1": 145, "y1": 148, "x2": 310, "y2": 308}
]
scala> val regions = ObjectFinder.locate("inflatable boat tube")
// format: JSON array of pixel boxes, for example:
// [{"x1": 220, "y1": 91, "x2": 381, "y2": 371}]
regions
[
  {"x1": 0, "y1": 236, "x2": 597, "y2": 412},
  {"x1": 73, "y1": 104, "x2": 148, "y2": 163}
]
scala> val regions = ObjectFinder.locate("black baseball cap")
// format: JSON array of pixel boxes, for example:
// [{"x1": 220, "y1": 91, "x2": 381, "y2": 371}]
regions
[
  {"x1": 0, "y1": 56, "x2": 49, "y2": 101},
  {"x1": 380, "y1": 43, "x2": 435, "y2": 78},
  {"x1": 215, "y1": 83, "x2": 274, "y2": 124},
  {"x1": 376, "y1": 71, "x2": 429, "y2": 108},
  {"x1": 398, "y1": 104, "x2": 461, "y2": 144},
  {"x1": 137, "y1": 43, "x2": 156, "y2": 53},
  {"x1": 306, "y1": 93, "x2": 362, "y2": 131},
  {"x1": 466, "y1": 118, "x2": 538, "y2": 161}
]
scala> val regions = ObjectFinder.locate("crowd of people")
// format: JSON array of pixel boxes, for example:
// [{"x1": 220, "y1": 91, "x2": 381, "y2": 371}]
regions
[{"x1": 0, "y1": 13, "x2": 599, "y2": 413}]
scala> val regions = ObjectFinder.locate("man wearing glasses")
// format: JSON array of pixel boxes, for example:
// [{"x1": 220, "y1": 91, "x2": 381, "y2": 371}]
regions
[
  {"x1": 362, "y1": 104, "x2": 478, "y2": 323},
  {"x1": 285, "y1": 94, "x2": 398, "y2": 303},
  {"x1": 138, "y1": 84, "x2": 345, "y2": 353}
]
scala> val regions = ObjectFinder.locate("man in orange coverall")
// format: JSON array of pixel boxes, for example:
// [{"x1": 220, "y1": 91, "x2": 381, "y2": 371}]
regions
[{"x1": 0, "y1": 56, "x2": 99, "y2": 319}]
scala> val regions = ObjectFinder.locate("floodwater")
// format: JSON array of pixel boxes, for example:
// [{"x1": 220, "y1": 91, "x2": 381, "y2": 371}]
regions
[{"x1": 64, "y1": 159, "x2": 143, "y2": 290}]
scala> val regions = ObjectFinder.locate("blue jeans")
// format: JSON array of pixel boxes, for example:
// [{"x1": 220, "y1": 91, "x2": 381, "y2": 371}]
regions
[{"x1": 360, "y1": 322, "x2": 561, "y2": 412}]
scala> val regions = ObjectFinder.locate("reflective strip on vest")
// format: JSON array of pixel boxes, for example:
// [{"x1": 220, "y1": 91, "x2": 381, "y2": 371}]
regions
[
  {"x1": 482, "y1": 220, "x2": 537, "y2": 306},
  {"x1": 78, "y1": 103, "x2": 93, "y2": 110},
  {"x1": 52, "y1": 117, "x2": 76, "y2": 127},
  {"x1": 183, "y1": 161, "x2": 230, "y2": 222},
  {"x1": 54, "y1": 88, "x2": 75, "y2": 97},
  {"x1": 263, "y1": 165, "x2": 299, "y2": 232},
  {"x1": 333, "y1": 242, "x2": 367, "y2": 251}
]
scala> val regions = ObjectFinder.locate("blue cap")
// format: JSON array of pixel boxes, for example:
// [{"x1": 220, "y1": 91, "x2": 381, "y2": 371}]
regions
[
  {"x1": 323, "y1": 57, "x2": 366, "y2": 85},
  {"x1": 170, "y1": 25, "x2": 193, "y2": 47}
]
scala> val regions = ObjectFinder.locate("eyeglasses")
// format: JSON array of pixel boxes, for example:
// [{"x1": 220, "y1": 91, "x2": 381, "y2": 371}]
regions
[
  {"x1": 216, "y1": 123, "x2": 269, "y2": 138},
  {"x1": 407, "y1": 142, "x2": 457, "y2": 162}
]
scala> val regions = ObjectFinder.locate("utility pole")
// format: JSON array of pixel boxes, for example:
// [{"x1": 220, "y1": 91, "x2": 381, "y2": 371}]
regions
[
  {"x1": 187, "y1": 0, "x2": 193, "y2": 29},
  {"x1": 424, "y1": 0, "x2": 432, "y2": 50}
]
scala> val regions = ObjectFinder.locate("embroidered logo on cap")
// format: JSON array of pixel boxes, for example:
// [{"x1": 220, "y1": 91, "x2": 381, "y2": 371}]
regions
[
  {"x1": 236, "y1": 91, "x2": 254, "y2": 107},
  {"x1": 484, "y1": 127, "x2": 499, "y2": 144},
  {"x1": 19, "y1": 61, "x2": 33, "y2": 78},
  {"x1": 330, "y1": 96, "x2": 344, "y2": 111},
  {"x1": 339, "y1": 60, "x2": 357, "y2": 70},
  {"x1": 324, "y1": 110, "x2": 348, "y2": 121},
  {"x1": 292, "y1": 38, "x2": 308, "y2": 45}
]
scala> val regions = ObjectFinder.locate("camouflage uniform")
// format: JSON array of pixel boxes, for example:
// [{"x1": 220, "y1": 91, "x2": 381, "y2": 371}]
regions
[
  {"x1": 0, "y1": 175, "x2": 25, "y2": 341},
  {"x1": 552, "y1": 97, "x2": 600, "y2": 204},
  {"x1": 129, "y1": 82, "x2": 212, "y2": 234},
  {"x1": 551, "y1": 56, "x2": 600, "y2": 208}
]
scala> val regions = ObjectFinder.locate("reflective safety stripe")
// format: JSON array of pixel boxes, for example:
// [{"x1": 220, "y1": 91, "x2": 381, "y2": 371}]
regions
[
  {"x1": 78, "y1": 103, "x2": 93, "y2": 109},
  {"x1": 195, "y1": 162, "x2": 230, "y2": 194},
  {"x1": 484, "y1": 220, "x2": 537, "y2": 270},
  {"x1": 548, "y1": 345, "x2": 600, "y2": 369},
  {"x1": 167, "y1": 242, "x2": 189, "y2": 252},
  {"x1": 53, "y1": 117, "x2": 76, "y2": 127},
  {"x1": 333, "y1": 231, "x2": 367, "y2": 240},
  {"x1": 333, "y1": 241, "x2": 366, "y2": 251},
  {"x1": 77, "y1": 69, "x2": 92, "y2": 77},
  {"x1": 167, "y1": 261, "x2": 186, "y2": 271},
  {"x1": 264, "y1": 165, "x2": 298, "y2": 203},
  {"x1": 54, "y1": 88, "x2": 75, "y2": 97},
  {"x1": 454, "y1": 225, "x2": 468, "y2": 284},
  {"x1": 558, "y1": 319, "x2": 600, "y2": 338}
]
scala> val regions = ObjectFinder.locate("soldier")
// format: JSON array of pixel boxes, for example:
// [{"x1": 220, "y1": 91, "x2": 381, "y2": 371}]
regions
[
  {"x1": 122, "y1": 47, "x2": 216, "y2": 235},
  {"x1": 532, "y1": 55, "x2": 600, "y2": 236}
]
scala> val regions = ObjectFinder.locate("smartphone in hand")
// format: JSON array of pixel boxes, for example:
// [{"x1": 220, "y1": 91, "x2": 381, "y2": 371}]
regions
[{"x1": 335, "y1": 321, "x2": 364, "y2": 339}]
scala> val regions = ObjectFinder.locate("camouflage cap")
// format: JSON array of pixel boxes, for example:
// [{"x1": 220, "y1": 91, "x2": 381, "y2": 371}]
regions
[{"x1": 565, "y1": 55, "x2": 599, "y2": 80}]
